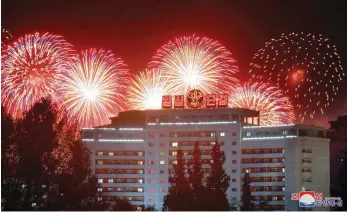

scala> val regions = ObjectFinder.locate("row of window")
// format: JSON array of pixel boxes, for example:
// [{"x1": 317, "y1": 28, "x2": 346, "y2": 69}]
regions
[
  {"x1": 242, "y1": 148, "x2": 284, "y2": 154},
  {"x1": 97, "y1": 178, "x2": 144, "y2": 184},
  {"x1": 253, "y1": 195, "x2": 285, "y2": 201},
  {"x1": 169, "y1": 132, "x2": 235, "y2": 138},
  {"x1": 245, "y1": 130, "x2": 295, "y2": 137},
  {"x1": 98, "y1": 196, "x2": 143, "y2": 202},
  {"x1": 247, "y1": 177, "x2": 285, "y2": 183},
  {"x1": 97, "y1": 187, "x2": 166, "y2": 193},
  {"x1": 242, "y1": 158, "x2": 285, "y2": 164},
  {"x1": 252, "y1": 185, "x2": 286, "y2": 192},
  {"x1": 96, "y1": 151, "x2": 144, "y2": 156},
  {"x1": 243, "y1": 167, "x2": 285, "y2": 173},
  {"x1": 96, "y1": 169, "x2": 144, "y2": 175}
]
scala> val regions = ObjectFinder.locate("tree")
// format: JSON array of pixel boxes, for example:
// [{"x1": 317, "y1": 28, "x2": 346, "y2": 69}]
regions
[
  {"x1": 241, "y1": 171, "x2": 252, "y2": 211},
  {"x1": 142, "y1": 205, "x2": 157, "y2": 211},
  {"x1": 163, "y1": 148, "x2": 193, "y2": 211},
  {"x1": 187, "y1": 141, "x2": 210, "y2": 210},
  {"x1": 206, "y1": 141, "x2": 230, "y2": 211},
  {"x1": 1, "y1": 98, "x2": 108, "y2": 211},
  {"x1": 112, "y1": 199, "x2": 134, "y2": 211}
]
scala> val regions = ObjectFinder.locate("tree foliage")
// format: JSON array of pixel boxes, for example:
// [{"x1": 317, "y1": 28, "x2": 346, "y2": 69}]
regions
[
  {"x1": 206, "y1": 141, "x2": 230, "y2": 211},
  {"x1": 1, "y1": 98, "x2": 108, "y2": 211},
  {"x1": 112, "y1": 199, "x2": 134, "y2": 211},
  {"x1": 163, "y1": 148, "x2": 193, "y2": 211},
  {"x1": 241, "y1": 171, "x2": 252, "y2": 211}
]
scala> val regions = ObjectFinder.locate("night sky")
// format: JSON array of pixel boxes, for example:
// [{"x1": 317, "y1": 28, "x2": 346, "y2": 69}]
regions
[{"x1": 2, "y1": 0, "x2": 347, "y2": 126}]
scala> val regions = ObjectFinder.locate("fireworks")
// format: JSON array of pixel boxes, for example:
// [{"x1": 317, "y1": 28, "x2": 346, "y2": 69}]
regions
[
  {"x1": 249, "y1": 32, "x2": 345, "y2": 122},
  {"x1": 127, "y1": 69, "x2": 173, "y2": 110},
  {"x1": 228, "y1": 82, "x2": 295, "y2": 126},
  {"x1": 1, "y1": 28, "x2": 13, "y2": 49},
  {"x1": 59, "y1": 49, "x2": 129, "y2": 128},
  {"x1": 150, "y1": 35, "x2": 239, "y2": 94},
  {"x1": 1, "y1": 32, "x2": 73, "y2": 118}
]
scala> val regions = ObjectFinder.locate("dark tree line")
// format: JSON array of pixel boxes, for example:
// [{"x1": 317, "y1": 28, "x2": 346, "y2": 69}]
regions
[
  {"x1": 163, "y1": 141, "x2": 231, "y2": 211},
  {"x1": 1, "y1": 98, "x2": 108, "y2": 211}
]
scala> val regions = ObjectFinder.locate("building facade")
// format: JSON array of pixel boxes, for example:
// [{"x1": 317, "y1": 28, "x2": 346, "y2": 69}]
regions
[{"x1": 82, "y1": 108, "x2": 330, "y2": 211}]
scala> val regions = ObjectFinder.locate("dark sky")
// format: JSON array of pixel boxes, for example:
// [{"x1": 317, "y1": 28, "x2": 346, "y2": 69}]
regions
[{"x1": 2, "y1": 0, "x2": 347, "y2": 125}]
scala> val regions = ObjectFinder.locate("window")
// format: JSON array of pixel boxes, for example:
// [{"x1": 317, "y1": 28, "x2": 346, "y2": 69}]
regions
[
  {"x1": 148, "y1": 197, "x2": 153, "y2": 201},
  {"x1": 264, "y1": 187, "x2": 268, "y2": 191},
  {"x1": 232, "y1": 132, "x2": 237, "y2": 136},
  {"x1": 232, "y1": 169, "x2": 237, "y2": 173},
  {"x1": 148, "y1": 170, "x2": 155, "y2": 174},
  {"x1": 138, "y1": 179, "x2": 143, "y2": 183},
  {"x1": 148, "y1": 179, "x2": 152, "y2": 183},
  {"x1": 245, "y1": 169, "x2": 250, "y2": 173},
  {"x1": 160, "y1": 152, "x2": 165, "y2": 156},
  {"x1": 108, "y1": 188, "x2": 114, "y2": 192},
  {"x1": 255, "y1": 196, "x2": 260, "y2": 201},
  {"x1": 148, "y1": 160, "x2": 154, "y2": 165},
  {"x1": 148, "y1": 188, "x2": 154, "y2": 192},
  {"x1": 172, "y1": 142, "x2": 178, "y2": 147},
  {"x1": 232, "y1": 179, "x2": 236, "y2": 182},
  {"x1": 97, "y1": 160, "x2": 103, "y2": 165},
  {"x1": 232, "y1": 141, "x2": 237, "y2": 145},
  {"x1": 264, "y1": 150, "x2": 269, "y2": 154},
  {"x1": 282, "y1": 168, "x2": 285, "y2": 172},
  {"x1": 264, "y1": 178, "x2": 269, "y2": 182},
  {"x1": 232, "y1": 160, "x2": 237, "y2": 164},
  {"x1": 97, "y1": 188, "x2": 103, "y2": 192},
  {"x1": 256, "y1": 178, "x2": 260, "y2": 182},
  {"x1": 173, "y1": 160, "x2": 177, "y2": 165},
  {"x1": 210, "y1": 141, "x2": 216, "y2": 145},
  {"x1": 160, "y1": 143, "x2": 165, "y2": 147},
  {"x1": 272, "y1": 196, "x2": 278, "y2": 201},
  {"x1": 272, "y1": 149, "x2": 277, "y2": 153},
  {"x1": 172, "y1": 151, "x2": 177, "y2": 156},
  {"x1": 246, "y1": 132, "x2": 251, "y2": 137},
  {"x1": 109, "y1": 152, "x2": 113, "y2": 156},
  {"x1": 137, "y1": 188, "x2": 143, "y2": 192},
  {"x1": 159, "y1": 188, "x2": 165, "y2": 192},
  {"x1": 98, "y1": 179, "x2": 103, "y2": 183},
  {"x1": 282, "y1": 187, "x2": 285, "y2": 191},
  {"x1": 255, "y1": 168, "x2": 260, "y2": 173},
  {"x1": 160, "y1": 160, "x2": 165, "y2": 165},
  {"x1": 117, "y1": 179, "x2": 123, "y2": 183},
  {"x1": 255, "y1": 187, "x2": 260, "y2": 192},
  {"x1": 160, "y1": 170, "x2": 165, "y2": 174},
  {"x1": 98, "y1": 151, "x2": 103, "y2": 155},
  {"x1": 138, "y1": 152, "x2": 144, "y2": 156},
  {"x1": 283, "y1": 130, "x2": 288, "y2": 135},
  {"x1": 264, "y1": 196, "x2": 268, "y2": 201},
  {"x1": 127, "y1": 179, "x2": 132, "y2": 183},
  {"x1": 138, "y1": 161, "x2": 143, "y2": 165},
  {"x1": 232, "y1": 151, "x2": 237, "y2": 154},
  {"x1": 126, "y1": 170, "x2": 132, "y2": 174},
  {"x1": 138, "y1": 169, "x2": 144, "y2": 174},
  {"x1": 159, "y1": 178, "x2": 165, "y2": 183},
  {"x1": 108, "y1": 179, "x2": 113, "y2": 183},
  {"x1": 272, "y1": 187, "x2": 277, "y2": 191},
  {"x1": 232, "y1": 188, "x2": 237, "y2": 192},
  {"x1": 148, "y1": 143, "x2": 154, "y2": 147},
  {"x1": 264, "y1": 168, "x2": 268, "y2": 172},
  {"x1": 272, "y1": 177, "x2": 277, "y2": 182},
  {"x1": 232, "y1": 197, "x2": 237, "y2": 201},
  {"x1": 220, "y1": 132, "x2": 225, "y2": 137},
  {"x1": 211, "y1": 133, "x2": 216, "y2": 137},
  {"x1": 256, "y1": 150, "x2": 261, "y2": 154}
]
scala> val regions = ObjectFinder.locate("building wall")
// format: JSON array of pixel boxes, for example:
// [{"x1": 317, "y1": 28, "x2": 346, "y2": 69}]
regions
[{"x1": 82, "y1": 109, "x2": 330, "y2": 211}]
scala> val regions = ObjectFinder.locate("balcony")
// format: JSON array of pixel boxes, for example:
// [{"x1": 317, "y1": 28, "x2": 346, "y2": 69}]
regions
[
  {"x1": 242, "y1": 162, "x2": 284, "y2": 168},
  {"x1": 249, "y1": 172, "x2": 285, "y2": 177},
  {"x1": 251, "y1": 191, "x2": 285, "y2": 196},
  {"x1": 267, "y1": 200, "x2": 286, "y2": 205},
  {"x1": 242, "y1": 153, "x2": 284, "y2": 158},
  {"x1": 302, "y1": 152, "x2": 312, "y2": 158},
  {"x1": 250, "y1": 182, "x2": 285, "y2": 186}
]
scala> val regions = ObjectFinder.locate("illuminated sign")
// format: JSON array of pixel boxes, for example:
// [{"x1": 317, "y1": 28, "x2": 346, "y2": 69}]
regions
[
  {"x1": 218, "y1": 94, "x2": 228, "y2": 107},
  {"x1": 162, "y1": 95, "x2": 172, "y2": 109},
  {"x1": 206, "y1": 94, "x2": 217, "y2": 108},
  {"x1": 187, "y1": 89, "x2": 204, "y2": 108},
  {"x1": 174, "y1": 95, "x2": 184, "y2": 108}
]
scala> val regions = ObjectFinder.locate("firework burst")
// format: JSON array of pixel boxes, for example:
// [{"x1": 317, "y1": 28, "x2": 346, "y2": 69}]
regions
[
  {"x1": 249, "y1": 32, "x2": 345, "y2": 122},
  {"x1": 1, "y1": 28, "x2": 13, "y2": 50},
  {"x1": 59, "y1": 49, "x2": 129, "y2": 128},
  {"x1": 1, "y1": 32, "x2": 74, "y2": 118},
  {"x1": 150, "y1": 34, "x2": 239, "y2": 94},
  {"x1": 127, "y1": 69, "x2": 173, "y2": 110},
  {"x1": 228, "y1": 82, "x2": 295, "y2": 126}
]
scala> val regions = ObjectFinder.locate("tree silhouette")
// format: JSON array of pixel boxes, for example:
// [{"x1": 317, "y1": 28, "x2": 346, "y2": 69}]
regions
[
  {"x1": 241, "y1": 171, "x2": 252, "y2": 211},
  {"x1": 206, "y1": 141, "x2": 230, "y2": 211},
  {"x1": 163, "y1": 148, "x2": 193, "y2": 210}
]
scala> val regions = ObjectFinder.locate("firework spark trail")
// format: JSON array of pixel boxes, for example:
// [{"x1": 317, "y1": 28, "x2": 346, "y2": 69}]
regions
[
  {"x1": 229, "y1": 82, "x2": 295, "y2": 126},
  {"x1": 1, "y1": 32, "x2": 74, "y2": 118},
  {"x1": 150, "y1": 35, "x2": 239, "y2": 94},
  {"x1": 249, "y1": 32, "x2": 345, "y2": 122},
  {"x1": 127, "y1": 69, "x2": 174, "y2": 110},
  {"x1": 59, "y1": 49, "x2": 129, "y2": 128},
  {"x1": 1, "y1": 28, "x2": 13, "y2": 50}
]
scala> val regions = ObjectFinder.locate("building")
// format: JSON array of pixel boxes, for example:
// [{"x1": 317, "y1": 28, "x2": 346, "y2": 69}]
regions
[
  {"x1": 82, "y1": 108, "x2": 330, "y2": 211},
  {"x1": 327, "y1": 115, "x2": 347, "y2": 191}
]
